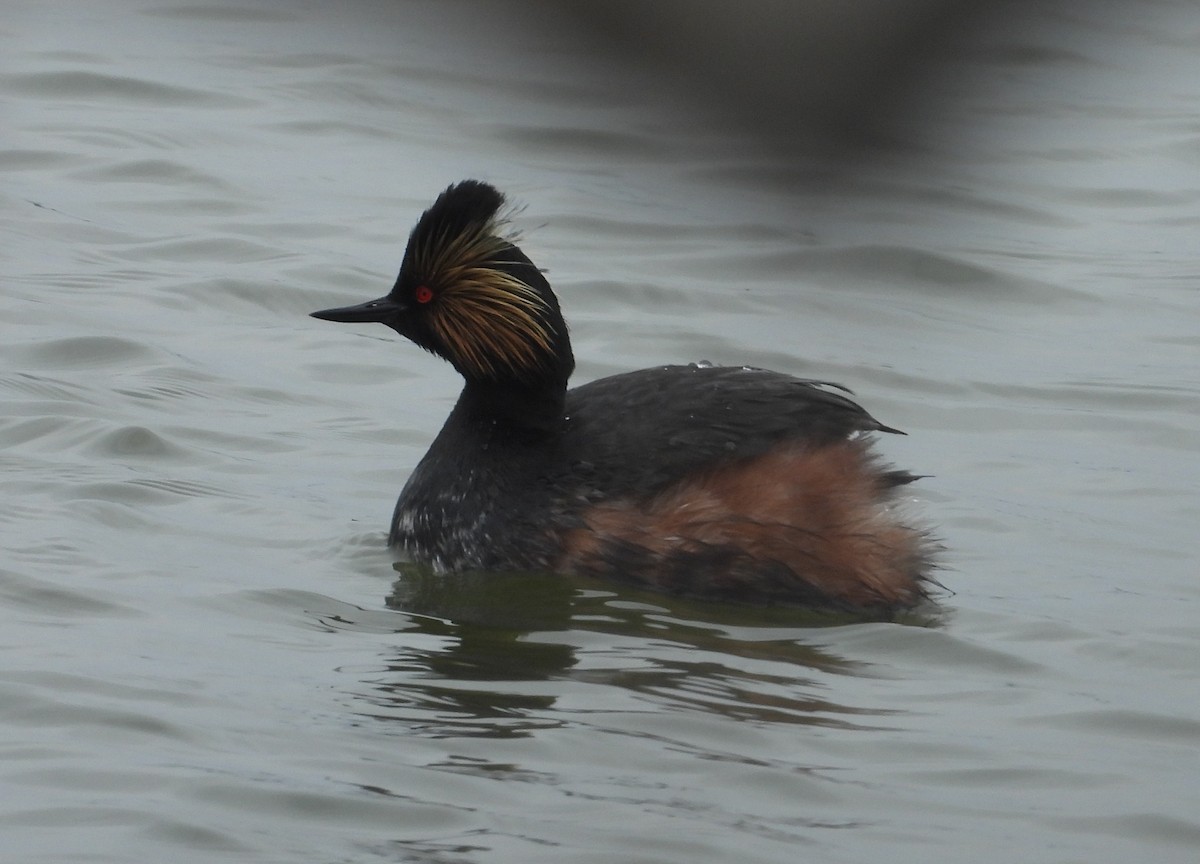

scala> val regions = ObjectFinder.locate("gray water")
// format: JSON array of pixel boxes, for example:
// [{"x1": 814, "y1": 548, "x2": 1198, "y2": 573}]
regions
[{"x1": 3, "y1": 1, "x2": 1199, "y2": 862}]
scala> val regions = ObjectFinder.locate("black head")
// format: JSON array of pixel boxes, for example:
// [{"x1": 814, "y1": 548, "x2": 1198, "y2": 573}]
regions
[{"x1": 312, "y1": 180, "x2": 574, "y2": 388}]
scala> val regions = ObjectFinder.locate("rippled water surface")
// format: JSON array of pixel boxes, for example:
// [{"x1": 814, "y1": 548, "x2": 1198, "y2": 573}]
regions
[{"x1": 3, "y1": 1, "x2": 1200, "y2": 862}]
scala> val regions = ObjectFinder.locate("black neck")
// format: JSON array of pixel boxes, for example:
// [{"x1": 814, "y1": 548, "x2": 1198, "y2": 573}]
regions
[{"x1": 454, "y1": 377, "x2": 568, "y2": 439}]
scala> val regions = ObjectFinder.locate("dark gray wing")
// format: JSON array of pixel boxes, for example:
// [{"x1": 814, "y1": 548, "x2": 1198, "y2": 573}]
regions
[{"x1": 555, "y1": 364, "x2": 902, "y2": 500}]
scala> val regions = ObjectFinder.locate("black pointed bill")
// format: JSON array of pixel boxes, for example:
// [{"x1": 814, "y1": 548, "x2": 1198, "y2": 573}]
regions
[{"x1": 310, "y1": 295, "x2": 406, "y2": 324}]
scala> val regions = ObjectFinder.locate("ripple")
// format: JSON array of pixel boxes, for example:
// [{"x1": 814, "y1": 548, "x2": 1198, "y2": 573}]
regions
[
  {"x1": 1058, "y1": 186, "x2": 1200, "y2": 208},
  {"x1": 673, "y1": 242, "x2": 1098, "y2": 308},
  {"x1": 0, "y1": 680, "x2": 193, "y2": 741},
  {"x1": 125, "y1": 478, "x2": 246, "y2": 500},
  {"x1": 105, "y1": 236, "x2": 295, "y2": 264},
  {"x1": 3, "y1": 70, "x2": 254, "y2": 108},
  {"x1": 0, "y1": 570, "x2": 140, "y2": 618},
  {"x1": 1047, "y1": 812, "x2": 1200, "y2": 848},
  {"x1": 70, "y1": 158, "x2": 233, "y2": 190},
  {"x1": 493, "y1": 124, "x2": 666, "y2": 159},
  {"x1": 12, "y1": 336, "x2": 158, "y2": 370},
  {"x1": 108, "y1": 366, "x2": 222, "y2": 403},
  {"x1": 794, "y1": 245, "x2": 1082, "y2": 299},
  {"x1": 1026, "y1": 709, "x2": 1200, "y2": 743},
  {"x1": 0, "y1": 373, "x2": 91, "y2": 401},
  {"x1": 70, "y1": 477, "x2": 245, "y2": 508},
  {"x1": 268, "y1": 118, "x2": 395, "y2": 139},
  {"x1": 831, "y1": 625, "x2": 1045, "y2": 675},
  {"x1": 0, "y1": 149, "x2": 86, "y2": 171},
  {"x1": 84, "y1": 426, "x2": 188, "y2": 460},
  {"x1": 213, "y1": 588, "x2": 410, "y2": 635},
  {"x1": 141, "y1": 4, "x2": 297, "y2": 22},
  {"x1": 245, "y1": 52, "x2": 362, "y2": 69},
  {"x1": 0, "y1": 416, "x2": 102, "y2": 451}
]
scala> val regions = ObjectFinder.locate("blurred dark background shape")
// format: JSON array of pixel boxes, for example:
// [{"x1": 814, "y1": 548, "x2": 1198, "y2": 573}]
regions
[{"x1": 537, "y1": 0, "x2": 1014, "y2": 153}]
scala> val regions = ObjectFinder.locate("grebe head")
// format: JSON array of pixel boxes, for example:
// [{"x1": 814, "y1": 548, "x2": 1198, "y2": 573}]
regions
[{"x1": 312, "y1": 180, "x2": 574, "y2": 388}]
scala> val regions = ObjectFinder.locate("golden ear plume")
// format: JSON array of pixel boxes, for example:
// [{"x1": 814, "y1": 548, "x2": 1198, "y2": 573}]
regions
[{"x1": 405, "y1": 182, "x2": 557, "y2": 381}]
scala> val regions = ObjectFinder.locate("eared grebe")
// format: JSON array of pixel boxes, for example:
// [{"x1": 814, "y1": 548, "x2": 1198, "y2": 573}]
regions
[{"x1": 313, "y1": 180, "x2": 936, "y2": 611}]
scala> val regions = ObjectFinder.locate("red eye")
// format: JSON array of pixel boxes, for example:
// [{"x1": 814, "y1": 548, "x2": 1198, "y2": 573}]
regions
[{"x1": 414, "y1": 285, "x2": 434, "y2": 304}]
